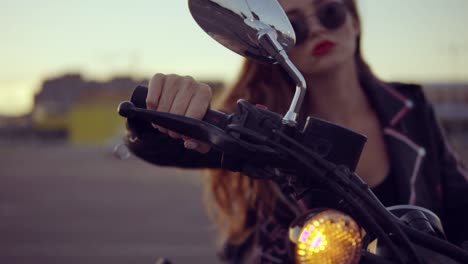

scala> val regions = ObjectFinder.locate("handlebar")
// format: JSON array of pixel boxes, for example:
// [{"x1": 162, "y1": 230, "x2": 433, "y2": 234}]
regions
[{"x1": 120, "y1": 85, "x2": 368, "y2": 172}]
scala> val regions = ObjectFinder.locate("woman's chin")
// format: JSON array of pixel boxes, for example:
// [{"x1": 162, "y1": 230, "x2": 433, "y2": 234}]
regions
[
  {"x1": 299, "y1": 56, "x2": 347, "y2": 77},
  {"x1": 302, "y1": 63, "x2": 339, "y2": 77}
]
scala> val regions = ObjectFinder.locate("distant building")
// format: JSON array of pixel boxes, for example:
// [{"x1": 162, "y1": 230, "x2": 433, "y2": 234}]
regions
[
  {"x1": 0, "y1": 114, "x2": 35, "y2": 142},
  {"x1": 423, "y1": 83, "x2": 468, "y2": 104},
  {"x1": 423, "y1": 82, "x2": 468, "y2": 125},
  {"x1": 423, "y1": 82, "x2": 468, "y2": 161},
  {"x1": 30, "y1": 73, "x2": 225, "y2": 144}
]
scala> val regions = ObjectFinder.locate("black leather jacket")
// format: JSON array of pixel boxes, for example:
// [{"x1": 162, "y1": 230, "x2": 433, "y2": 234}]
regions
[{"x1": 125, "y1": 80, "x2": 468, "y2": 260}]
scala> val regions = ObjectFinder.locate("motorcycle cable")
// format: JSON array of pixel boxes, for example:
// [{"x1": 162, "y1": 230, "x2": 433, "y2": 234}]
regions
[
  {"x1": 224, "y1": 124, "x2": 412, "y2": 263},
  {"x1": 270, "y1": 130, "x2": 420, "y2": 261},
  {"x1": 264, "y1": 131, "x2": 415, "y2": 264},
  {"x1": 272, "y1": 129, "x2": 468, "y2": 264}
]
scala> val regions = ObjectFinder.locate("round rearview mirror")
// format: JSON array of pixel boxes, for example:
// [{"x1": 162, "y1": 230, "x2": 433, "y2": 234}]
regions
[{"x1": 188, "y1": 0, "x2": 296, "y2": 64}]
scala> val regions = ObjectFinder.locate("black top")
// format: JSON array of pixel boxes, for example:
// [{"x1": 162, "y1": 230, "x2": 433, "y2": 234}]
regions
[{"x1": 371, "y1": 166, "x2": 399, "y2": 207}]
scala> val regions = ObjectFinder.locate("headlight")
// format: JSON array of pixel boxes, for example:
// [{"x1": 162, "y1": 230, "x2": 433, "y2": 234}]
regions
[{"x1": 289, "y1": 209, "x2": 363, "y2": 264}]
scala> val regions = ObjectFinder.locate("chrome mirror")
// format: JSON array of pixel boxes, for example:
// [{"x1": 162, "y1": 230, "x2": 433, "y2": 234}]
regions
[{"x1": 188, "y1": 0, "x2": 307, "y2": 125}]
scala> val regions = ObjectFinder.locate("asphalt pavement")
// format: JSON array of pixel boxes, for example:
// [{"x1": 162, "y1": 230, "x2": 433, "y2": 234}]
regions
[{"x1": 0, "y1": 143, "x2": 221, "y2": 264}]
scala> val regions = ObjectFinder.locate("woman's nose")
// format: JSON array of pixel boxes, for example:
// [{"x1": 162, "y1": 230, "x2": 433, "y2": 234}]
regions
[{"x1": 305, "y1": 15, "x2": 327, "y2": 39}]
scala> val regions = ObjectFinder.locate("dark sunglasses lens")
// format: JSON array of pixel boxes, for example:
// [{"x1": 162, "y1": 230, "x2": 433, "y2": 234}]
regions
[
  {"x1": 291, "y1": 19, "x2": 309, "y2": 46},
  {"x1": 317, "y1": 2, "x2": 347, "y2": 30}
]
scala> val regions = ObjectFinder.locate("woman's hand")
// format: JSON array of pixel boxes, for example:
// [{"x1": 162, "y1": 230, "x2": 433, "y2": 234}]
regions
[{"x1": 146, "y1": 73, "x2": 213, "y2": 153}]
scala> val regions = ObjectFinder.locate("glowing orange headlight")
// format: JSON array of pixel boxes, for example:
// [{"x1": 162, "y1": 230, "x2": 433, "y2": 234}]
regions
[{"x1": 290, "y1": 209, "x2": 363, "y2": 264}]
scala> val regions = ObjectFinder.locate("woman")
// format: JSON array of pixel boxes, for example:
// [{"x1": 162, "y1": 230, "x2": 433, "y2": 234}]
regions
[{"x1": 126, "y1": 0, "x2": 468, "y2": 262}]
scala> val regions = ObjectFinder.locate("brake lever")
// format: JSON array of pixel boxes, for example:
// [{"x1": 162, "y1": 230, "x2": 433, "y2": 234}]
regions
[
  {"x1": 119, "y1": 101, "x2": 238, "y2": 152},
  {"x1": 118, "y1": 101, "x2": 282, "y2": 163}
]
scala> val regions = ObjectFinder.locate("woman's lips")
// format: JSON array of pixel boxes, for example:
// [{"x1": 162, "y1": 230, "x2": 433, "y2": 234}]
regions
[{"x1": 312, "y1": 40, "x2": 336, "y2": 56}]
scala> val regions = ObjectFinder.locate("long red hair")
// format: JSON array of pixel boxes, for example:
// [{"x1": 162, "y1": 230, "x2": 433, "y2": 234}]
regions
[{"x1": 203, "y1": 0, "x2": 376, "y2": 246}]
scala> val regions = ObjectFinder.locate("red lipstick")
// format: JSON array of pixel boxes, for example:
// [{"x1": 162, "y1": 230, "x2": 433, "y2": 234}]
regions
[{"x1": 312, "y1": 40, "x2": 336, "y2": 56}]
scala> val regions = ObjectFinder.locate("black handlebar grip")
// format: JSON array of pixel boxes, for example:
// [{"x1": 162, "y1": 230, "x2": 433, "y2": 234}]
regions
[{"x1": 130, "y1": 85, "x2": 229, "y2": 128}]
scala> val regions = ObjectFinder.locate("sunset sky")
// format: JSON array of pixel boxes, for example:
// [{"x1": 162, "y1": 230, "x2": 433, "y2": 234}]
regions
[{"x1": 1, "y1": 0, "x2": 468, "y2": 116}]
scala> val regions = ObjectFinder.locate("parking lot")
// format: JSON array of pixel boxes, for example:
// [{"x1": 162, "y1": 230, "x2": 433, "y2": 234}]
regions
[{"x1": 0, "y1": 143, "x2": 220, "y2": 264}]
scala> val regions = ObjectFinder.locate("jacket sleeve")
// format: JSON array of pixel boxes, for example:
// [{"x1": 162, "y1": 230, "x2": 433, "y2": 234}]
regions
[
  {"x1": 426, "y1": 102, "x2": 468, "y2": 246},
  {"x1": 125, "y1": 116, "x2": 225, "y2": 169}
]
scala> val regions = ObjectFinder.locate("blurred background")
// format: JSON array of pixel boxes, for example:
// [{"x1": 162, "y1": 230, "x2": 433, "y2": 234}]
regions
[{"x1": 1, "y1": 0, "x2": 467, "y2": 263}]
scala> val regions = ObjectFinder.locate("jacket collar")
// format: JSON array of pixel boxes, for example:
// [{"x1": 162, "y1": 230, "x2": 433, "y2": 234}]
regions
[
  {"x1": 363, "y1": 79, "x2": 427, "y2": 206},
  {"x1": 362, "y1": 78, "x2": 414, "y2": 128}
]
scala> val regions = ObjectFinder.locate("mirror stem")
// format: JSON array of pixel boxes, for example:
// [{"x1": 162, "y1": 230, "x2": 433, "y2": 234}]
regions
[{"x1": 257, "y1": 30, "x2": 307, "y2": 126}]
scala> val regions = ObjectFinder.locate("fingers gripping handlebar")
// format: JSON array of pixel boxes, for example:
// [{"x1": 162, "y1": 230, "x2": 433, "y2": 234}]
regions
[
  {"x1": 119, "y1": 85, "x2": 367, "y2": 173},
  {"x1": 118, "y1": 85, "x2": 283, "y2": 169},
  {"x1": 125, "y1": 84, "x2": 230, "y2": 129}
]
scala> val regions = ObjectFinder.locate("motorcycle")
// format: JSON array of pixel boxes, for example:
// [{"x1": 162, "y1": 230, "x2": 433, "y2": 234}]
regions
[{"x1": 118, "y1": 0, "x2": 468, "y2": 263}]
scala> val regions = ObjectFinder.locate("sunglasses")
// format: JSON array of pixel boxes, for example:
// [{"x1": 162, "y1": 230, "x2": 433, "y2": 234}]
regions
[{"x1": 289, "y1": 1, "x2": 347, "y2": 45}]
